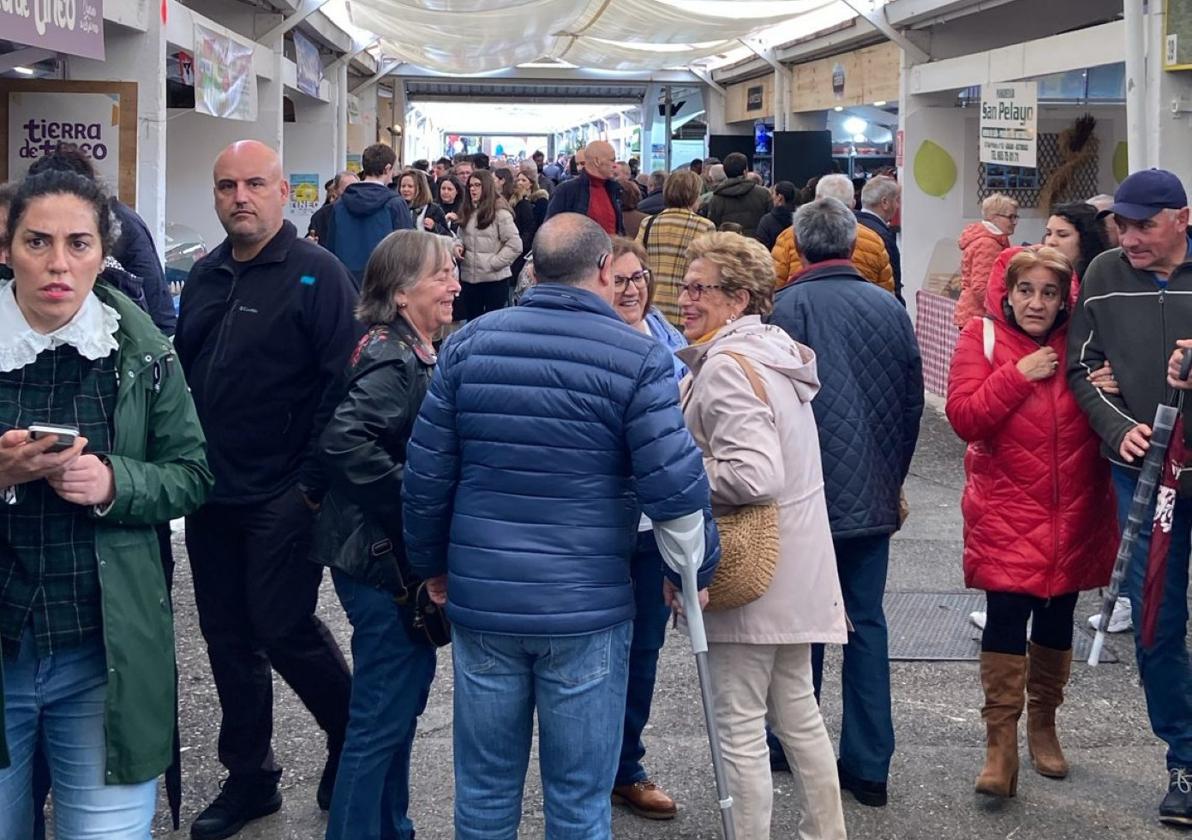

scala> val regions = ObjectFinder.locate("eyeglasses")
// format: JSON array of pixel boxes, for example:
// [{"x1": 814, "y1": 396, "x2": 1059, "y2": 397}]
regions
[
  {"x1": 996, "y1": 213, "x2": 1020, "y2": 222},
  {"x1": 614, "y1": 269, "x2": 650, "y2": 290},
  {"x1": 678, "y1": 281, "x2": 723, "y2": 300}
]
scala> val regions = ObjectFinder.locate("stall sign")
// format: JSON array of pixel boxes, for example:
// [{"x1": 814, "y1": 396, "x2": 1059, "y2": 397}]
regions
[
  {"x1": 979, "y1": 81, "x2": 1037, "y2": 168},
  {"x1": 294, "y1": 30, "x2": 321, "y2": 98},
  {"x1": 2, "y1": 0, "x2": 104, "y2": 61},
  {"x1": 8, "y1": 91, "x2": 119, "y2": 185},
  {"x1": 194, "y1": 23, "x2": 257, "y2": 121}
]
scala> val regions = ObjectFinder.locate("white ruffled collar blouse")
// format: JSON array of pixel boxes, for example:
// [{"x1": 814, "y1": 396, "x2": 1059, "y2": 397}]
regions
[{"x1": 0, "y1": 281, "x2": 121, "y2": 373}]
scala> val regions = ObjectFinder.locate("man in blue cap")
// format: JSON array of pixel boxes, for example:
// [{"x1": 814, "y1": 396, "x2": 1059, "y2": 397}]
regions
[{"x1": 1067, "y1": 167, "x2": 1192, "y2": 826}]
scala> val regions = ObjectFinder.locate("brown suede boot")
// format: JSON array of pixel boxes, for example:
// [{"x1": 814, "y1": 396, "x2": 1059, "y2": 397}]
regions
[
  {"x1": 1027, "y1": 642, "x2": 1073, "y2": 779},
  {"x1": 975, "y1": 652, "x2": 1026, "y2": 798}
]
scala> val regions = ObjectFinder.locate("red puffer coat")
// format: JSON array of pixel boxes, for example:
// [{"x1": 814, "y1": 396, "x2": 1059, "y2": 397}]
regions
[{"x1": 945, "y1": 251, "x2": 1116, "y2": 597}]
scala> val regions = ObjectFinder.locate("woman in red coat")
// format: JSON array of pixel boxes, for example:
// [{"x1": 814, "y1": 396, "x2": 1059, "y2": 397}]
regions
[{"x1": 946, "y1": 247, "x2": 1116, "y2": 800}]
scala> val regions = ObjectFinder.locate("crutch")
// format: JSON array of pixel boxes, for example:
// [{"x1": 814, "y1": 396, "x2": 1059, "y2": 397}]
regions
[{"x1": 655, "y1": 513, "x2": 736, "y2": 840}]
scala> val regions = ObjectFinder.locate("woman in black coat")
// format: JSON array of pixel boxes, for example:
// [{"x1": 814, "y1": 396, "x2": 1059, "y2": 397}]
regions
[
  {"x1": 397, "y1": 169, "x2": 450, "y2": 237},
  {"x1": 316, "y1": 230, "x2": 460, "y2": 840}
]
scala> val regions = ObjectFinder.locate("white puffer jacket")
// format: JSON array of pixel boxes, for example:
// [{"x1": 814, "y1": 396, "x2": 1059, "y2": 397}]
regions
[{"x1": 458, "y1": 206, "x2": 521, "y2": 285}]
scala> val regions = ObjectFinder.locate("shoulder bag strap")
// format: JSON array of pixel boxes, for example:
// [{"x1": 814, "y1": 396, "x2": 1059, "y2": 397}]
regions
[
  {"x1": 722, "y1": 351, "x2": 769, "y2": 406},
  {"x1": 641, "y1": 212, "x2": 658, "y2": 248}
]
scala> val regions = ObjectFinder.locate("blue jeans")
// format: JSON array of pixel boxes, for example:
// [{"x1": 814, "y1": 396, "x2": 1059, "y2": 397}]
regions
[
  {"x1": 787, "y1": 534, "x2": 894, "y2": 783},
  {"x1": 1112, "y1": 464, "x2": 1192, "y2": 769},
  {"x1": 326, "y1": 569, "x2": 437, "y2": 840},
  {"x1": 0, "y1": 629, "x2": 158, "y2": 839},
  {"x1": 617, "y1": 530, "x2": 672, "y2": 787},
  {"x1": 452, "y1": 621, "x2": 632, "y2": 840}
]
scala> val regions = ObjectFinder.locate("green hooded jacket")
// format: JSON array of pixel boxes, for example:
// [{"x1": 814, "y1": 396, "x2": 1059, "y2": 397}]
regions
[{"x1": 0, "y1": 284, "x2": 213, "y2": 783}]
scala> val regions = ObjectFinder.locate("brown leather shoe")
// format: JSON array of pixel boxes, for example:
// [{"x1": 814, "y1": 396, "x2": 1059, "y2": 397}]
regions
[{"x1": 612, "y1": 780, "x2": 678, "y2": 820}]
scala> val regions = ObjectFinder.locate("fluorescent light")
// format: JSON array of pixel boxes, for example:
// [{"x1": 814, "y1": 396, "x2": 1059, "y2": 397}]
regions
[
  {"x1": 852, "y1": 133, "x2": 867, "y2": 143},
  {"x1": 14, "y1": 66, "x2": 35, "y2": 76},
  {"x1": 833, "y1": 105, "x2": 843, "y2": 112},
  {"x1": 843, "y1": 116, "x2": 868, "y2": 135},
  {"x1": 873, "y1": 100, "x2": 887, "y2": 106}
]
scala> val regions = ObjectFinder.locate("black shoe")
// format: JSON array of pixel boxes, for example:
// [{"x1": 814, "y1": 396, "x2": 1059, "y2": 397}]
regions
[
  {"x1": 317, "y1": 748, "x2": 341, "y2": 812},
  {"x1": 190, "y1": 776, "x2": 282, "y2": 840},
  {"x1": 838, "y1": 761, "x2": 888, "y2": 808},
  {"x1": 1161, "y1": 768, "x2": 1192, "y2": 826}
]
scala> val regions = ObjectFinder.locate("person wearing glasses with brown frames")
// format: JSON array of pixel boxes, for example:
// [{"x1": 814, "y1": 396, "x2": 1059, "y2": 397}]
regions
[{"x1": 956, "y1": 193, "x2": 1020, "y2": 328}]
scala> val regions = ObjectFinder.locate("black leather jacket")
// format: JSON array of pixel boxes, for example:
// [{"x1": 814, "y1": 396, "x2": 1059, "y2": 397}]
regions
[{"x1": 314, "y1": 317, "x2": 436, "y2": 594}]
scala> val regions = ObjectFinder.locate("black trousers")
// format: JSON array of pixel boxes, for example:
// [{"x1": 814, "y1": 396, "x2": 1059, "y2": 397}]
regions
[
  {"x1": 186, "y1": 486, "x2": 351, "y2": 781},
  {"x1": 457, "y1": 278, "x2": 510, "y2": 321},
  {"x1": 981, "y1": 590, "x2": 1079, "y2": 655}
]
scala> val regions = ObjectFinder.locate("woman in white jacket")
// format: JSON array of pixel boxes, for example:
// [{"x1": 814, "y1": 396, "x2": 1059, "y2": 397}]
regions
[
  {"x1": 675, "y1": 231, "x2": 848, "y2": 840},
  {"x1": 457, "y1": 169, "x2": 521, "y2": 320}
]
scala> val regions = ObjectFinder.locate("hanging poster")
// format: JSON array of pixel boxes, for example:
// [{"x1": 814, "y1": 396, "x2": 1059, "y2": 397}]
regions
[
  {"x1": 979, "y1": 81, "x2": 1037, "y2": 169},
  {"x1": 289, "y1": 173, "x2": 320, "y2": 211},
  {"x1": 347, "y1": 94, "x2": 361, "y2": 125},
  {"x1": 2, "y1": 0, "x2": 104, "y2": 61},
  {"x1": 0, "y1": 80, "x2": 138, "y2": 205},
  {"x1": 194, "y1": 23, "x2": 257, "y2": 121},
  {"x1": 346, "y1": 153, "x2": 362, "y2": 174},
  {"x1": 294, "y1": 30, "x2": 322, "y2": 97},
  {"x1": 7, "y1": 91, "x2": 120, "y2": 187}
]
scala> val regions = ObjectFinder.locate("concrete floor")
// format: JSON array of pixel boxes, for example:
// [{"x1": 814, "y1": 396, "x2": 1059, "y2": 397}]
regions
[{"x1": 153, "y1": 402, "x2": 1179, "y2": 839}]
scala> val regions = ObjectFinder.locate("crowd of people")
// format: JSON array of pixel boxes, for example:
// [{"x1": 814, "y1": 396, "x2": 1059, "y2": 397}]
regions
[{"x1": 0, "y1": 129, "x2": 1189, "y2": 840}]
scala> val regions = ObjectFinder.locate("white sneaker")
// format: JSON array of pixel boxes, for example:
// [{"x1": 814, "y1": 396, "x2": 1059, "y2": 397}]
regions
[
  {"x1": 969, "y1": 610, "x2": 987, "y2": 631},
  {"x1": 1087, "y1": 597, "x2": 1133, "y2": 633}
]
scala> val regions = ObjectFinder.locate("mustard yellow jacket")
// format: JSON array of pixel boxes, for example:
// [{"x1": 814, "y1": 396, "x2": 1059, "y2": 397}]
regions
[{"x1": 771, "y1": 225, "x2": 895, "y2": 292}]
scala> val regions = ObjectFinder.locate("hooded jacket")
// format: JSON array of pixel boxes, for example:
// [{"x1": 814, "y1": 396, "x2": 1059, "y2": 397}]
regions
[
  {"x1": 954, "y1": 222, "x2": 1011, "y2": 327},
  {"x1": 704, "y1": 176, "x2": 773, "y2": 237},
  {"x1": 678, "y1": 318, "x2": 847, "y2": 645},
  {"x1": 769, "y1": 261, "x2": 923, "y2": 537},
  {"x1": 324, "y1": 181, "x2": 414, "y2": 288},
  {"x1": 771, "y1": 224, "x2": 895, "y2": 293},
  {"x1": 755, "y1": 203, "x2": 793, "y2": 252},
  {"x1": 947, "y1": 253, "x2": 1116, "y2": 597},
  {"x1": 401, "y1": 283, "x2": 718, "y2": 636}
]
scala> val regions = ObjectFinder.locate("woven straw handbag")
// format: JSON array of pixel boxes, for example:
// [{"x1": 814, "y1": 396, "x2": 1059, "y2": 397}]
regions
[{"x1": 703, "y1": 351, "x2": 781, "y2": 611}]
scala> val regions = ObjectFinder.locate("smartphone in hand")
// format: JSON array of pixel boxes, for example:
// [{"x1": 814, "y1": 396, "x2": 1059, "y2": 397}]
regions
[{"x1": 28, "y1": 424, "x2": 80, "y2": 453}]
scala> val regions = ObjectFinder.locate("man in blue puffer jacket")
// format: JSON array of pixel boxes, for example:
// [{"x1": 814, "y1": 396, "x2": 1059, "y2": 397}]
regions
[
  {"x1": 403, "y1": 213, "x2": 717, "y2": 840},
  {"x1": 767, "y1": 197, "x2": 923, "y2": 808}
]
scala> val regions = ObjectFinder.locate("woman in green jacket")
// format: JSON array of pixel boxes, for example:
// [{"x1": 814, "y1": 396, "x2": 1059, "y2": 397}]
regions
[{"x1": 0, "y1": 170, "x2": 212, "y2": 838}]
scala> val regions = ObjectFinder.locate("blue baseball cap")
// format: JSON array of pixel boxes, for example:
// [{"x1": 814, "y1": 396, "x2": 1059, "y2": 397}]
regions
[{"x1": 1100, "y1": 168, "x2": 1188, "y2": 220}]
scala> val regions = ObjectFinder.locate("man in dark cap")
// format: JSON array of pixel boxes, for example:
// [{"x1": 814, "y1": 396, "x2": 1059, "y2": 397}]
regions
[{"x1": 1067, "y1": 167, "x2": 1192, "y2": 827}]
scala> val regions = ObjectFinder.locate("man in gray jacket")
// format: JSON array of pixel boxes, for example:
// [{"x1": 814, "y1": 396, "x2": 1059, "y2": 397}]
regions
[{"x1": 1067, "y1": 167, "x2": 1192, "y2": 827}]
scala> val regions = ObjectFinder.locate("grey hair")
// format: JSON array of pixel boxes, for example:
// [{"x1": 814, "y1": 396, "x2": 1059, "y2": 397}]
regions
[
  {"x1": 816, "y1": 173, "x2": 855, "y2": 205},
  {"x1": 531, "y1": 213, "x2": 612, "y2": 286},
  {"x1": 356, "y1": 230, "x2": 454, "y2": 324},
  {"x1": 1086, "y1": 193, "x2": 1114, "y2": 210},
  {"x1": 861, "y1": 175, "x2": 899, "y2": 210},
  {"x1": 649, "y1": 169, "x2": 667, "y2": 191},
  {"x1": 793, "y1": 197, "x2": 857, "y2": 263},
  {"x1": 706, "y1": 164, "x2": 726, "y2": 185}
]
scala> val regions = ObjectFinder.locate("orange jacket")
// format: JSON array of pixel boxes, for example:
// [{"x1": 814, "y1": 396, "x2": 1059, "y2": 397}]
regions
[
  {"x1": 771, "y1": 225, "x2": 895, "y2": 292},
  {"x1": 953, "y1": 222, "x2": 1011, "y2": 328}
]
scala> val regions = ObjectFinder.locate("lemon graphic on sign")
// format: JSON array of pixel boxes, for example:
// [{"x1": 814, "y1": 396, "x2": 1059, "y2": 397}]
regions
[{"x1": 293, "y1": 182, "x2": 319, "y2": 204}]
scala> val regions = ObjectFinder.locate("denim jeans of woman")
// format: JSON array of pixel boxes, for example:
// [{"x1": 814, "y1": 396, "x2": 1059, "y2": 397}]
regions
[
  {"x1": 326, "y1": 569, "x2": 437, "y2": 840},
  {"x1": 0, "y1": 629, "x2": 158, "y2": 839},
  {"x1": 617, "y1": 529, "x2": 671, "y2": 786}
]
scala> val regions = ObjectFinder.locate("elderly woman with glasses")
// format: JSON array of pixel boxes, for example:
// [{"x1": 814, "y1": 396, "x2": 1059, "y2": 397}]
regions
[
  {"x1": 955, "y1": 193, "x2": 1020, "y2": 328},
  {"x1": 607, "y1": 237, "x2": 687, "y2": 820},
  {"x1": 674, "y1": 231, "x2": 848, "y2": 839}
]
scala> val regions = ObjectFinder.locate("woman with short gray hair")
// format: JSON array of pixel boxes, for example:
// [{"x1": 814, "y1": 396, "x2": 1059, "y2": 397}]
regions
[
  {"x1": 955, "y1": 192, "x2": 1019, "y2": 327},
  {"x1": 793, "y1": 197, "x2": 857, "y2": 264},
  {"x1": 315, "y1": 228, "x2": 460, "y2": 840}
]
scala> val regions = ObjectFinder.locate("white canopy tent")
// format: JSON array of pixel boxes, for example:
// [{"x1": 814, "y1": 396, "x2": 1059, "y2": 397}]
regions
[{"x1": 343, "y1": 0, "x2": 859, "y2": 75}]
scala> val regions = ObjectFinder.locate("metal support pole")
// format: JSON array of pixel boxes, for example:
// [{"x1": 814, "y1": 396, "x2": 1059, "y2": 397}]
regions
[
  {"x1": 664, "y1": 85, "x2": 673, "y2": 172},
  {"x1": 1125, "y1": 0, "x2": 1147, "y2": 172}
]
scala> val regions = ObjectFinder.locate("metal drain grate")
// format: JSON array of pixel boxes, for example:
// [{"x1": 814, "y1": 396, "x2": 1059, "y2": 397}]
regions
[{"x1": 884, "y1": 591, "x2": 1120, "y2": 663}]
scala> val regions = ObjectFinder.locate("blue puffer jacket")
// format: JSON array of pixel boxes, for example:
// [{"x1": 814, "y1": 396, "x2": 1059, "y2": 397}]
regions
[
  {"x1": 402, "y1": 283, "x2": 718, "y2": 636},
  {"x1": 769, "y1": 261, "x2": 923, "y2": 538}
]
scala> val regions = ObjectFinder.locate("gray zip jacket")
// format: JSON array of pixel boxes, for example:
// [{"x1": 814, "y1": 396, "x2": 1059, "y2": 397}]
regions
[{"x1": 1066, "y1": 240, "x2": 1192, "y2": 469}]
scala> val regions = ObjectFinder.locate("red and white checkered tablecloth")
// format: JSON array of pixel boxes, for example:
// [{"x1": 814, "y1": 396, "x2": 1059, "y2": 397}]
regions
[{"x1": 915, "y1": 290, "x2": 959, "y2": 397}]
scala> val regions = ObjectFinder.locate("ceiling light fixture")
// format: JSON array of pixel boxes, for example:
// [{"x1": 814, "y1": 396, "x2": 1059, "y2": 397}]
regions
[
  {"x1": 14, "y1": 66, "x2": 35, "y2": 76},
  {"x1": 873, "y1": 100, "x2": 887, "y2": 106},
  {"x1": 833, "y1": 105, "x2": 843, "y2": 112},
  {"x1": 843, "y1": 116, "x2": 868, "y2": 135}
]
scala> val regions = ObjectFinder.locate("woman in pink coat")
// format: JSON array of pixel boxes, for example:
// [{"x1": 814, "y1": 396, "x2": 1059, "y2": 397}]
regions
[
  {"x1": 675, "y1": 231, "x2": 847, "y2": 840},
  {"x1": 954, "y1": 193, "x2": 1018, "y2": 328}
]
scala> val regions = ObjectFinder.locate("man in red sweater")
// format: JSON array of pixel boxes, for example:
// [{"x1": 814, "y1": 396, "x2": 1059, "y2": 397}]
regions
[{"x1": 545, "y1": 140, "x2": 624, "y2": 236}]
